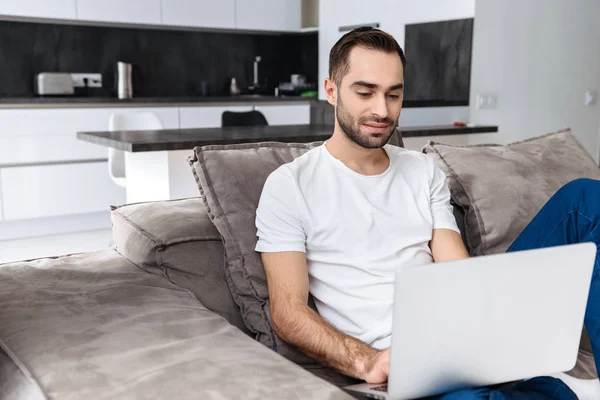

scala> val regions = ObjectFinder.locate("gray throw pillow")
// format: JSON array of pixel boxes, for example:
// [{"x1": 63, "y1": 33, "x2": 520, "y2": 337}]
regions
[
  {"x1": 422, "y1": 128, "x2": 600, "y2": 256},
  {"x1": 188, "y1": 142, "x2": 322, "y2": 364}
]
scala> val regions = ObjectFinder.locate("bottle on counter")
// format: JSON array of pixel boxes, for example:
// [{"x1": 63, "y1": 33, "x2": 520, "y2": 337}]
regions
[
  {"x1": 229, "y1": 77, "x2": 240, "y2": 96},
  {"x1": 117, "y1": 61, "x2": 133, "y2": 99}
]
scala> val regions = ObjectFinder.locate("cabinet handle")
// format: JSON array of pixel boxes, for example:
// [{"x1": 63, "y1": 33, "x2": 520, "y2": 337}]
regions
[{"x1": 0, "y1": 158, "x2": 108, "y2": 169}]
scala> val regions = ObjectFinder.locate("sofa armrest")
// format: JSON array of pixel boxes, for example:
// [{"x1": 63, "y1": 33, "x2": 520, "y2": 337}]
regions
[{"x1": 110, "y1": 197, "x2": 250, "y2": 335}]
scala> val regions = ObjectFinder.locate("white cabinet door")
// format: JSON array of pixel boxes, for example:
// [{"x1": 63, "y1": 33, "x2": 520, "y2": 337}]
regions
[
  {"x1": 235, "y1": 0, "x2": 301, "y2": 31},
  {"x1": 1, "y1": 162, "x2": 125, "y2": 221},
  {"x1": 179, "y1": 106, "x2": 254, "y2": 128},
  {"x1": 0, "y1": 175, "x2": 3, "y2": 221},
  {"x1": 0, "y1": 108, "x2": 179, "y2": 165},
  {"x1": 0, "y1": 0, "x2": 77, "y2": 20},
  {"x1": 76, "y1": 0, "x2": 161, "y2": 24},
  {"x1": 254, "y1": 104, "x2": 310, "y2": 125},
  {"x1": 333, "y1": 0, "x2": 382, "y2": 28},
  {"x1": 161, "y1": 0, "x2": 235, "y2": 29}
]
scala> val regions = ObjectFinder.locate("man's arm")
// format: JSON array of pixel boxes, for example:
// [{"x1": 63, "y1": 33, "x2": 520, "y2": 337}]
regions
[
  {"x1": 261, "y1": 251, "x2": 390, "y2": 384},
  {"x1": 429, "y1": 228, "x2": 470, "y2": 262}
]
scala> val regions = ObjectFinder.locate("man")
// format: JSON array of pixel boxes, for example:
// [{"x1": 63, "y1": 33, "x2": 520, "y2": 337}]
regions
[{"x1": 255, "y1": 26, "x2": 599, "y2": 399}]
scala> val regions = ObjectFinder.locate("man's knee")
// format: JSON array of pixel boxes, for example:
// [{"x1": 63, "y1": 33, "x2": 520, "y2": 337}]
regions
[{"x1": 554, "y1": 178, "x2": 600, "y2": 203}]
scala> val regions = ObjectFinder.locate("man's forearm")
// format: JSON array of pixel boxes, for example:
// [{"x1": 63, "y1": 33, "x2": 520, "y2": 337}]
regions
[{"x1": 272, "y1": 303, "x2": 379, "y2": 380}]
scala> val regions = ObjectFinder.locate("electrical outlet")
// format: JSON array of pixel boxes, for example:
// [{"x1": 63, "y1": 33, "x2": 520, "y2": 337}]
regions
[
  {"x1": 71, "y1": 73, "x2": 103, "y2": 88},
  {"x1": 476, "y1": 93, "x2": 497, "y2": 109}
]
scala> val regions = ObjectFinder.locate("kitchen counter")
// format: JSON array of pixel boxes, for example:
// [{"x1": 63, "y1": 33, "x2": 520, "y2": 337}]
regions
[
  {"x1": 0, "y1": 96, "x2": 469, "y2": 109},
  {"x1": 77, "y1": 123, "x2": 499, "y2": 152},
  {"x1": 0, "y1": 95, "x2": 314, "y2": 109}
]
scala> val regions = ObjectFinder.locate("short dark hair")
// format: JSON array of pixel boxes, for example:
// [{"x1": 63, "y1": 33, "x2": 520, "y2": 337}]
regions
[{"x1": 329, "y1": 26, "x2": 406, "y2": 85}]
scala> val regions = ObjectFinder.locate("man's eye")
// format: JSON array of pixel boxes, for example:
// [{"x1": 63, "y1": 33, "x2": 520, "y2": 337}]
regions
[
  {"x1": 387, "y1": 94, "x2": 400, "y2": 99},
  {"x1": 358, "y1": 92, "x2": 371, "y2": 98}
]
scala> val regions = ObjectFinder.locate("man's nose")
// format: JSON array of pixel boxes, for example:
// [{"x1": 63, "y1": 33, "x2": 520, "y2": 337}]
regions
[{"x1": 371, "y1": 94, "x2": 389, "y2": 119}]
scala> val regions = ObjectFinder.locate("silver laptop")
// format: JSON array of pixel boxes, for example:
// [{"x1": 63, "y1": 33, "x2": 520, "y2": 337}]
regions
[{"x1": 345, "y1": 242, "x2": 596, "y2": 400}]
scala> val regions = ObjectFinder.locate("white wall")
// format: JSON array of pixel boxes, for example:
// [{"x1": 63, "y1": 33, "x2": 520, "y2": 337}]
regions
[
  {"x1": 469, "y1": 0, "x2": 600, "y2": 160},
  {"x1": 318, "y1": 0, "x2": 475, "y2": 127}
]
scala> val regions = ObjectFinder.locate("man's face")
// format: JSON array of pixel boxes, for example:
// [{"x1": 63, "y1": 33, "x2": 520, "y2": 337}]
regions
[{"x1": 330, "y1": 46, "x2": 404, "y2": 149}]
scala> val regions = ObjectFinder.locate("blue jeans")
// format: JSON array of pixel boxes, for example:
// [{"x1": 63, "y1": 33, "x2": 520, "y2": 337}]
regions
[{"x1": 435, "y1": 178, "x2": 600, "y2": 399}]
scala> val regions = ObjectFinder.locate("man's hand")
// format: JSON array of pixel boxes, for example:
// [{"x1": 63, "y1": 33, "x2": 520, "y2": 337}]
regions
[{"x1": 361, "y1": 348, "x2": 390, "y2": 384}]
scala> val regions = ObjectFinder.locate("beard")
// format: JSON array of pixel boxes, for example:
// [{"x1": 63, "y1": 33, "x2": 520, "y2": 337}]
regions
[{"x1": 335, "y1": 95, "x2": 397, "y2": 149}]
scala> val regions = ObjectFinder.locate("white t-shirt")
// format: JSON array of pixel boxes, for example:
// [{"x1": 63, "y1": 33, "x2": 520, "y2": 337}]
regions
[{"x1": 254, "y1": 142, "x2": 460, "y2": 349}]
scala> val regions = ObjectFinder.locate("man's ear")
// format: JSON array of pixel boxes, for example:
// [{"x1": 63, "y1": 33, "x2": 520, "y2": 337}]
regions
[{"x1": 324, "y1": 78, "x2": 337, "y2": 106}]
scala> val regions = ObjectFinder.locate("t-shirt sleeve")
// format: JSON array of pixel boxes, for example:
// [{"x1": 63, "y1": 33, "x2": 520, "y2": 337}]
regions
[
  {"x1": 428, "y1": 158, "x2": 461, "y2": 233},
  {"x1": 255, "y1": 167, "x2": 307, "y2": 253}
]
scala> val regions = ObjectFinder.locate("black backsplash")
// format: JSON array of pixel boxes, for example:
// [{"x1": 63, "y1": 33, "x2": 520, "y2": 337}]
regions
[{"x1": 0, "y1": 20, "x2": 318, "y2": 97}]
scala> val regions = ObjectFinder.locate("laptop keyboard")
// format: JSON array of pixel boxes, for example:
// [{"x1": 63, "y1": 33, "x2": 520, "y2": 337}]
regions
[{"x1": 371, "y1": 384, "x2": 388, "y2": 392}]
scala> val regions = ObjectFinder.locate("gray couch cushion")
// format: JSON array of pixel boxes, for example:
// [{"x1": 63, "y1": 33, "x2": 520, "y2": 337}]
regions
[
  {"x1": 422, "y1": 128, "x2": 600, "y2": 379},
  {"x1": 0, "y1": 345, "x2": 45, "y2": 400},
  {"x1": 0, "y1": 249, "x2": 352, "y2": 399},
  {"x1": 422, "y1": 128, "x2": 600, "y2": 256},
  {"x1": 110, "y1": 197, "x2": 249, "y2": 335}
]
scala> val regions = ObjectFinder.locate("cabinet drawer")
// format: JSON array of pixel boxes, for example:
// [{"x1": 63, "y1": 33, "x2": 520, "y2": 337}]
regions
[
  {"x1": 0, "y1": 108, "x2": 179, "y2": 137},
  {"x1": 0, "y1": 107, "x2": 179, "y2": 164},
  {"x1": 0, "y1": 162, "x2": 125, "y2": 220},
  {"x1": 0, "y1": 135, "x2": 107, "y2": 165},
  {"x1": 254, "y1": 104, "x2": 310, "y2": 125},
  {"x1": 0, "y1": 0, "x2": 77, "y2": 20},
  {"x1": 179, "y1": 106, "x2": 254, "y2": 128}
]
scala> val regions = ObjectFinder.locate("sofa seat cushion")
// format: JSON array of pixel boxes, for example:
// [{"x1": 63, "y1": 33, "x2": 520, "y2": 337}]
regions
[
  {"x1": 111, "y1": 197, "x2": 249, "y2": 335},
  {"x1": 0, "y1": 250, "x2": 353, "y2": 400}
]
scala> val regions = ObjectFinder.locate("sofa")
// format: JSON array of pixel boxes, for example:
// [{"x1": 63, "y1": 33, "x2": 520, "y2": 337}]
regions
[{"x1": 1, "y1": 127, "x2": 600, "y2": 399}]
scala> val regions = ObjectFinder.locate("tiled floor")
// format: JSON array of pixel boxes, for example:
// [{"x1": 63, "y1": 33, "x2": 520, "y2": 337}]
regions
[{"x1": 0, "y1": 229, "x2": 113, "y2": 264}]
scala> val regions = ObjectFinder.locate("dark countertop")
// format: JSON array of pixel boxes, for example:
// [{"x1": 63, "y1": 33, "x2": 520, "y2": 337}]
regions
[
  {"x1": 0, "y1": 95, "x2": 314, "y2": 108},
  {"x1": 76, "y1": 124, "x2": 498, "y2": 152}
]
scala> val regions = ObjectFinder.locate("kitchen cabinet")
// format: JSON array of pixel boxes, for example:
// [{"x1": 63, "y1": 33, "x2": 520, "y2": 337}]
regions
[
  {"x1": 0, "y1": 136, "x2": 106, "y2": 166},
  {"x1": 235, "y1": 0, "x2": 301, "y2": 31},
  {"x1": 0, "y1": 0, "x2": 77, "y2": 20},
  {"x1": 254, "y1": 104, "x2": 310, "y2": 125},
  {"x1": 0, "y1": 162, "x2": 125, "y2": 221},
  {"x1": 179, "y1": 105, "x2": 254, "y2": 128},
  {"x1": 76, "y1": 0, "x2": 161, "y2": 25},
  {"x1": 0, "y1": 108, "x2": 179, "y2": 165},
  {"x1": 0, "y1": 106, "x2": 178, "y2": 231},
  {"x1": 0, "y1": 180, "x2": 3, "y2": 222},
  {"x1": 332, "y1": 0, "x2": 382, "y2": 28},
  {"x1": 161, "y1": 0, "x2": 235, "y2": 29}
]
